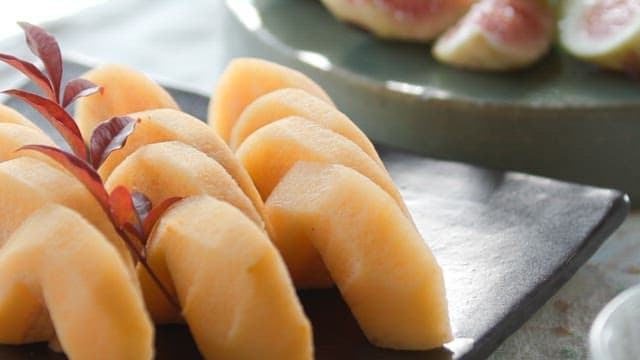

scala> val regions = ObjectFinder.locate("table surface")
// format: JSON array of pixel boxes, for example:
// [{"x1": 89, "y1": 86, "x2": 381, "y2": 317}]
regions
[{"x1": 1, "y1": 1, "x2": 638, "y2": 359}]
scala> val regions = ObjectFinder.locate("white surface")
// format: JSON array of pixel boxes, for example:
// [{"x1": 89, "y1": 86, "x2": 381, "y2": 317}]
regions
[
  {"x1": 0, "y1": 1, "x2": 638, "y2": 358},
  {"x1": 590, "y1": 283, "x2": 640, "y2": 360}
]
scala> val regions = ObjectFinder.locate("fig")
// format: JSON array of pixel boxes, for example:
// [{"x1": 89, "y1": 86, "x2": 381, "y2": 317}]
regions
[
  {"x1": 433, "y1": 0, "x2": 555, "y2": 70},
  {"x1": 320, "y1": 0, "x2": 475, "y2": 41},
  {"x1": 559, "y1": 0, "x2": 640, "y2": 74}
]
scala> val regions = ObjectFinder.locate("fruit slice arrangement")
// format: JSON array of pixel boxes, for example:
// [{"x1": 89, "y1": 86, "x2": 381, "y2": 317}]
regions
[
  {"x1": 321, "y1": 0, "x2": 640, "y2": 74},
  {"x1": 210, "y1": 58, "x2": 452, "y2": 348},
  {"x1": 319, "y1": 0, "x2": 475, "y2": 42},
  {"x1": 0, "y1": 23, "x2": 452, "y2": 358},
  {"x1": 138, "y1": 195, "x2": 312, "y2": 359},
  {"x1": 0, "y1": 204, "x2": 154, "y2": 359}
]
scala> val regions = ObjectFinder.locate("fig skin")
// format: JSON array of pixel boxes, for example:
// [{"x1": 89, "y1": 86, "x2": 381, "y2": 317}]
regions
[
  {"x1": 320, "y1": 0, "x2": 476, "y2": 41},
  {"x1": 433, "y1": 0, "x2": 556, "y2": 71},
  {"x1": 559, "y1": 0, "x2": 640, "y2": 74}
]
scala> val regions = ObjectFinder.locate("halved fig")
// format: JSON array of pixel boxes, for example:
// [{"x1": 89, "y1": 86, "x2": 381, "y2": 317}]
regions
[
  {"x1": 433, "y1": 0, "x2": 555, "y2": 70},
  {"x1": 320, "y1": 0, "x2": 475, "y2": 41},
  {"x1": 559, "y1": 0, "x2": 640, "y2": 73}
]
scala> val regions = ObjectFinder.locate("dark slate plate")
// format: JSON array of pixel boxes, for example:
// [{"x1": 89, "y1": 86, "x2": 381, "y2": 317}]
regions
[{"x1": 0, "y1": 62, "x2": 629, "y2": 360}]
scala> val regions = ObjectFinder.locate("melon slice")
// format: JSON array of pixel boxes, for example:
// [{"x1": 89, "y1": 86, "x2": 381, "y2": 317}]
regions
[
  {"x1": 0, "y1": 123, "x2": 56, "y2": 164},
  {"x1": 105, "y1": 141, "x2": 264, "y2": 230},
  {"x1": 0, "y1": 204, "x2": 153, "y2": 359},
  {"x1": 237, "y1": 117, "x2": 409, "y2": 288},
  {"x1": 320, "y1": 0, "x2": 474, "y2": 41},
  {"x1": 208, "y1": 58, "x2": 333, "y2": 142},
  {"x1": 74, "y1": 64, "x2": 180, "y2": 140},
  {"x1": 0, "y1": 104, "x2": 40, "y2": 130},
  {"x1": 138, "y1": 196, "x2": 312, "y2": 359},
  {"x1": 559, "y1": 0, "x2": 640, "y2": 72},
  {"x1": 266, "y1": 162, "x2": 451, "y2": 350},
  {"x1": 230, "y1": 88, "x2": 383, "y2": 167},
  {"x1": 433, "y1": 0, "x2": 555, "y2": 70},
  {"x1": 236, "y1": 116, "x2": 408, "y2": 214},
  {"x1": 97, "y1": 109, "x2": 267, "y2": 233},
  {"x1": 0, "y1": 157, "x2": 132, "y2": 266}
]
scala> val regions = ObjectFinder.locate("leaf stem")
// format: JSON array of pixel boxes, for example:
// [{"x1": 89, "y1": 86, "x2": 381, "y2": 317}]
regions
[{"x1": 114, "y1": 225, "x2": 181, "y2": 312}]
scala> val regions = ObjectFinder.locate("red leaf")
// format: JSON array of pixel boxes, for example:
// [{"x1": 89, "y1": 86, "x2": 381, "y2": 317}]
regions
[
  {"x1": 108, "y1": 186, "x2": 136, "y2": 228},
  {"x1": 123, "y1": 222, "x2": 145, "y2": 245},
  {"x1": 0, "y1": 53, "x2": 55, "y2": 100},
  {"x1": 62, "y1": 78, "x2": 102, "y2": 108},
  {"x1": 18, "y1": 22, "x2": 63, "y2": 102},
  {"x1": 143, "y1": 197, "x2": 182, "y2": 238},
  {"x1": 4, "y1": 89, "x2": 86, "y2": 159},
  {"x1": 131, "y1": 191, "x2": 152, "y2": 224},
  {"x1": 19, "y1": 145, "x2": 109, "y2": 212},
  {"x1": 89, "y1": 116, "x2": 139, "y2": 169}
]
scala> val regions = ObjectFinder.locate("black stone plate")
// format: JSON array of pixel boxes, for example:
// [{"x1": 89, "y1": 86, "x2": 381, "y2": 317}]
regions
[{"x1": 0, "y1": 62, "x2": 629, "y2": 359}]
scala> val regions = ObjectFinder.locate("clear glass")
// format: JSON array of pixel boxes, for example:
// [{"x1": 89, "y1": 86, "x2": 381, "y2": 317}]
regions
[{"x1": 590, "y1": 283, "x2": 640, "y2": 360}]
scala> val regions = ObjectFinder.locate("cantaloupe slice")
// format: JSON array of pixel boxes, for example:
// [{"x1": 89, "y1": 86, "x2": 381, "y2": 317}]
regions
[
  {"x1": 105, "y1": 141, "x2": 264, "y2": 230},
  {"x1": 74, "y1": 64, "x2": 180, "y2": 140},
  {"x1": 138, "y1": 195, "x2": 312, "y2": 359},
  {"x1": 0, "y1": 104, "x2": 40, "y2": 130},
  {"x1": 0, "y1": 204, "x2": 153, "y2": 359},
  {"x1": 0, "y1": 123, "x2": 56, "y2": 164},
  {"x1": 97, "y1": 109, "x2": 266, "y2": 229},
  {"x1": 0, "y1": 157, "x2": 132, "y2": 265},
  {"x1": 266, "y1": 162, "x2": 451, "y2": 350},
  {"x1": 236, "y1": 116, "x2": 409, "y2": 215},
  {"x1": 230, "y1": 88, "x2": 383, "y2": 167},
  {"x1": 209, "y1": 58, "x2": 333, "y2": 142}
]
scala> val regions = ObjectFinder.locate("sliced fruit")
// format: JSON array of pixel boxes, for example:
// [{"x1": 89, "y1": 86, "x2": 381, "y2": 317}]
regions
[
  {"x1": 105, "y1": 141, "x2": 264, "y2": 230},
  {"x1": 433, "y1": 0, "x2": 555, "y2": 70},
  {"x1": 236, "y1": 116, "x2": 408, "y2": 214},
  {"x1": 559, "y1": 0, "x2": 640, "y2": 72},
  {"x1": 74, "y1": 64, "x2": 180, "y2": 140},
  {"x1": 138, "y1": 195, "x2": 312, "y2": 359},
  {"x1": 208, "y1": 58, "x2": 333, "y2": 142},
  {"x1": 230, "y1": 88, "x2": 384, "y2": 167},
  {"x1": 97, "y1": 109, "x2": 267, "y2": 232},
  {"x1": 0, "y1": 204, "x2": 153, "y2": 359},
  {"x1": 237, "y1": 117, "x2": 413, "y2": 288},
  {"x1": 0, "y1": 157, "x2": 132, "y2": 265},
  {"x1": 320, "y1": 0, "x2": 474, "y2": 41},
  {"x1": 0, "y1": 104, "x2": 39, "y2": 130},
  {"x1": 0, "y1": 123, "x2": 56, "y2": 164},
  {"x1": 266, "y1": 162, "x2": 451, "y2": 350}
]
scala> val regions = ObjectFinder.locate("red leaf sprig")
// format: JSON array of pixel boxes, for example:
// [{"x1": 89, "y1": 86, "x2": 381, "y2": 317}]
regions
[
  {"x1": 0, "y1": 22, "x2": 100, "y2": 160},
  {"x1": 20, "y1": 143, "x2": 181, "y2": 311},
  {"x1": 2, "y1": 23, "x2": 181, "y2": 310}
]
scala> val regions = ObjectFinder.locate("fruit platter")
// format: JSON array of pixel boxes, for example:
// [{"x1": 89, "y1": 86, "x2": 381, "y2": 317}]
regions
[
  {"x1": 0, "y1": 23, "x2": 629, "y2": 359},
  {"x1": 225, "y1": 0, "x2": 640, "y2": 207}
]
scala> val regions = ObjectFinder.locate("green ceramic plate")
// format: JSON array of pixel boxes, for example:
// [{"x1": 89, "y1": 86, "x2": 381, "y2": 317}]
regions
[{"x1": 225, "y1": 0, "x2": 640, "y2": 206}]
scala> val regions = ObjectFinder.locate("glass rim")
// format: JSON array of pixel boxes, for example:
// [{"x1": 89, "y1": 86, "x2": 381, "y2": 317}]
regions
[{"x1": 590, "y1": 283, "x2": 640, "y2": 359}]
